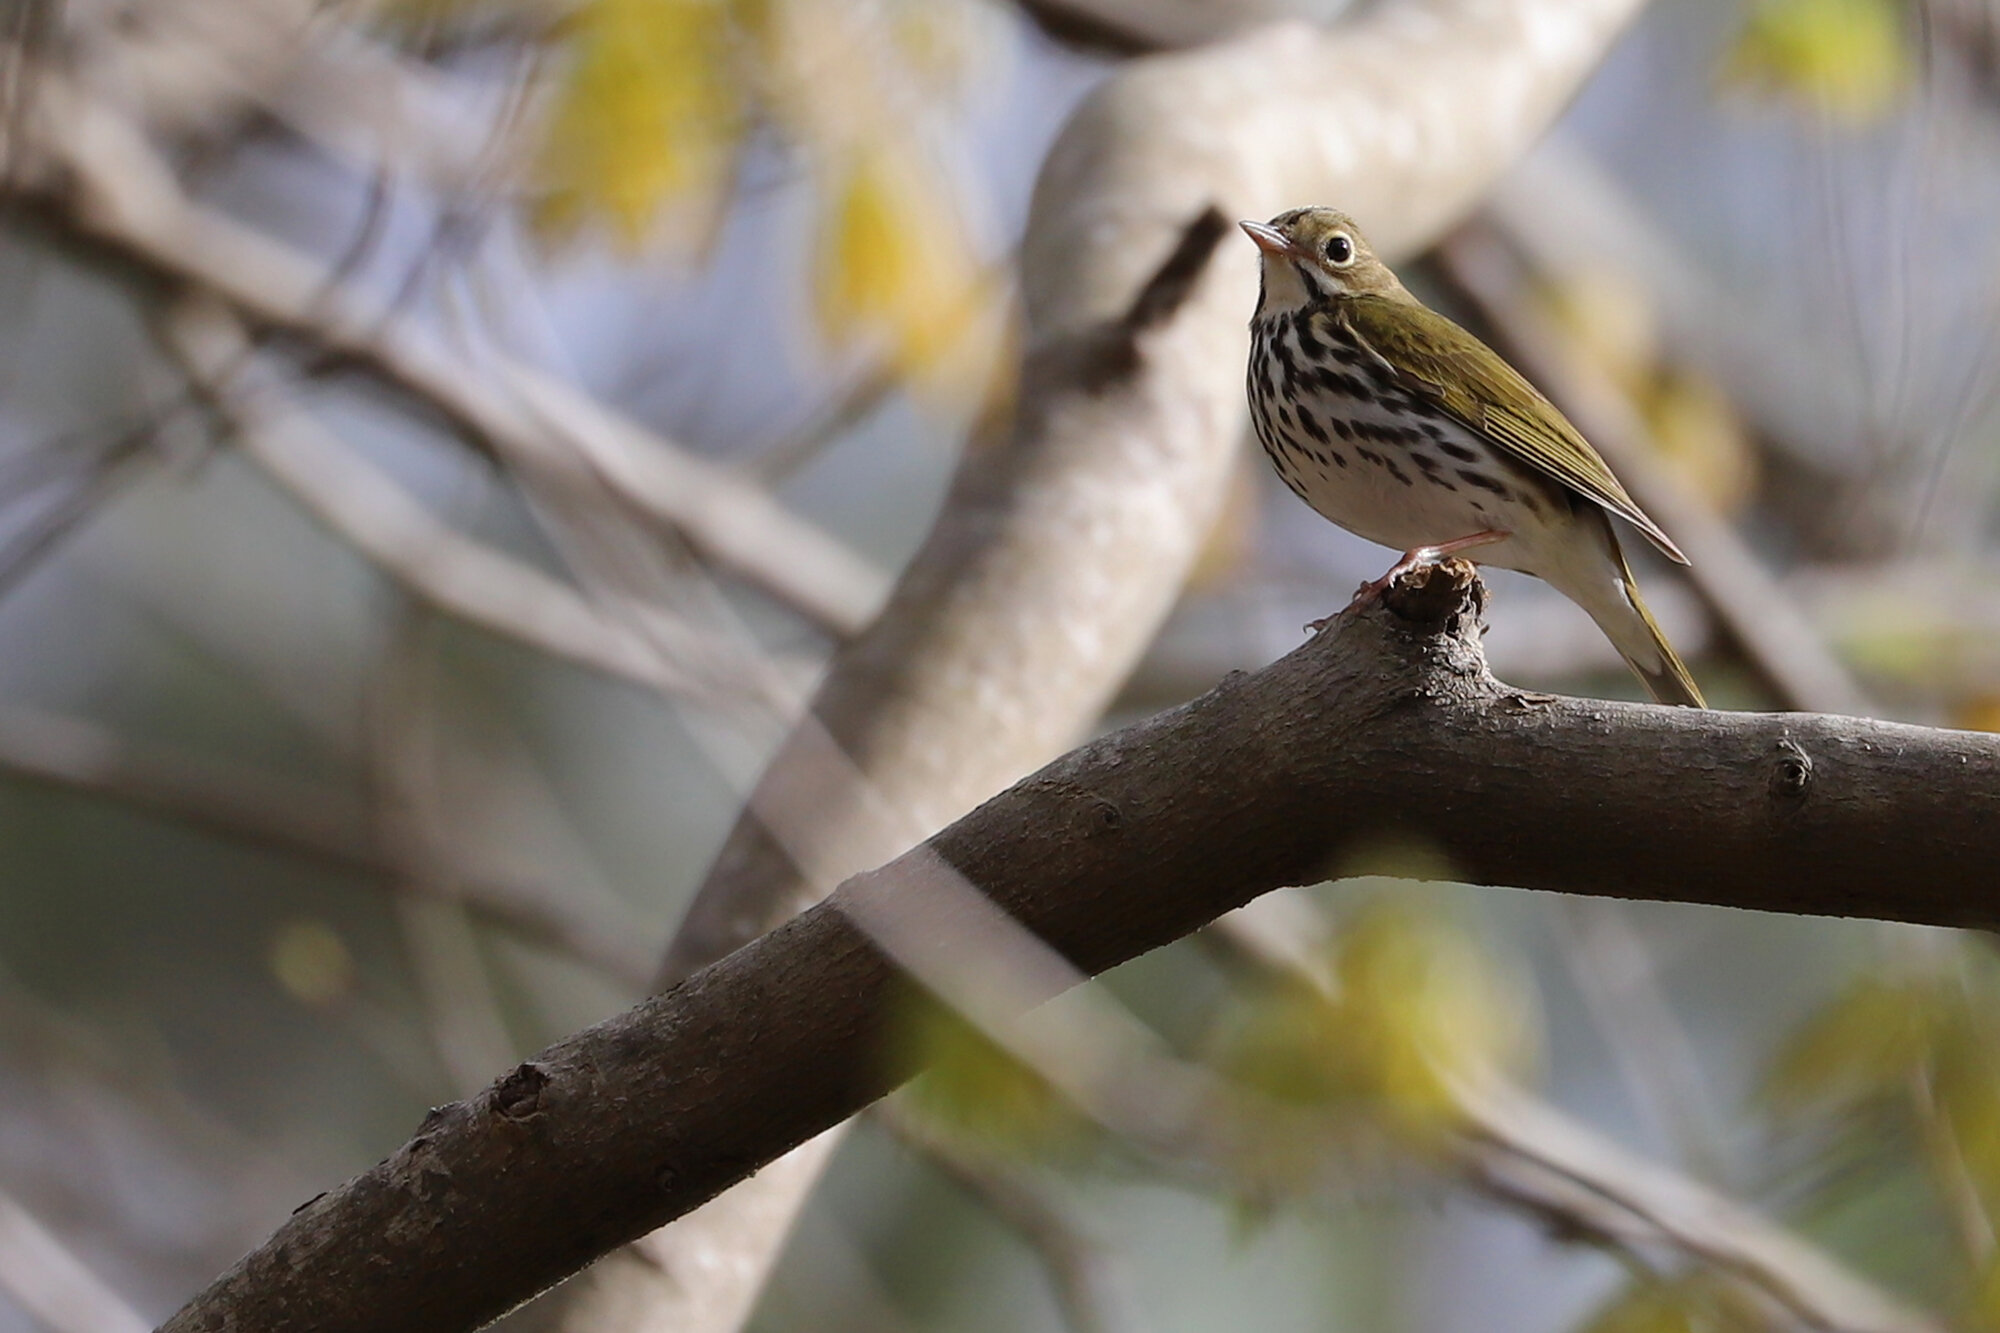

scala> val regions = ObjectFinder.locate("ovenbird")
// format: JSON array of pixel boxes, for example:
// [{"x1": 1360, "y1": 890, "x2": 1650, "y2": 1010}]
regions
[{"x1": 1241, "y1": 207, "x2": 1704, "y2": 707}]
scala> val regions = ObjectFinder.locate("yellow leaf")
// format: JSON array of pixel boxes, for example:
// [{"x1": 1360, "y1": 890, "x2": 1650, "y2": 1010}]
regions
[
  {"x1": 814, "y1": 147, "x2": 998, "y2": 401},
  {"x1": 534, "y1": 0, "x2": 741, "y2": 251},
  {"x1": 1925, "y1": 999, "x2": 2000, "y2": 1215},
  {"x1": 1542, "y1": 268, "x2": 1660, "y2": 397},
  {"x1": 1332, "y1": 832, "x2": 1461, "y2": 884},
  {"x1": 1723, "y1": 0, "x2": 1911, "y2": 124},
  {"x1": 888, "y1": 0, "x2": 993, "y2": 97},
  {"x1": 1538, "y1": 271, "x2": 1756, "y2": 515},
  {"x1": 1575, "y1": 1282, "x2": 1702, "y2": 1333},
  {"x1": 1217, "y1": 976, "x2": 1357, "y2": 1110},
  {"x1": 1970, "y1": 1249, "x2": 2000, "y2": 1331}
]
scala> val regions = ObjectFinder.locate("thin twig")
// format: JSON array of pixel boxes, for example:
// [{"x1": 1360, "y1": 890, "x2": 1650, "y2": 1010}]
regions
[
  {"x1": 1906, "y1": 1060, "x2": 1996, "y2": 1268},
  {"x1": 1459, "y1": 1084, "x2": 1930, "y2": 1333},
  {"x1": 3, "y1": 64, "x2": 890, "y2": 639},
  {"x1": 0, "y1": 1189, "x2": 149, "y2": 1333},
  {"x1": 0, "y1": 705, "x2": 655, "y2": 986},
  {"x1": 162, "y1": 297, "x2": 808, "y2": 709},
  {"x1": 875, "y1": 1099, "x2": 1147, "y2": 1333},
  {"x1": 1551, "y1": 900, "x2": 1735, "y2": 1186},
  {"x1": 369, "y1": 605, "x2": 522, "y2": 1097},
  {"x1": 0, "y1": 418, "x2": 159, "y2": 604}
]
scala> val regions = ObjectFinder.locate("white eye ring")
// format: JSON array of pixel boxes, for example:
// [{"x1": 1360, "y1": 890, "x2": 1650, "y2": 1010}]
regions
[{"x1": 1324, "y1": 232, "x2": 1356, "y2": 267}]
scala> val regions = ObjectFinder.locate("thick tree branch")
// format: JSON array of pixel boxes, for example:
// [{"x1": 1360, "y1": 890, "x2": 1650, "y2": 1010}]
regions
[{"x1": 162, "y1": 564, "x2": 2000, "y2": 1333}]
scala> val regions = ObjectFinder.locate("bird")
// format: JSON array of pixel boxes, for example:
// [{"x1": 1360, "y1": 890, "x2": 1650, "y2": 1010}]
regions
[{"x1": 1239, "y1": 206, "x2": 1704, "y2": 707}]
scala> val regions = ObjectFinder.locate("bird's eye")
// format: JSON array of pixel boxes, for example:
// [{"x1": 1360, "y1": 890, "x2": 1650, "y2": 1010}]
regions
[{"x1": 1324, "y1": 233, "x2": 1355, "y2": 266}]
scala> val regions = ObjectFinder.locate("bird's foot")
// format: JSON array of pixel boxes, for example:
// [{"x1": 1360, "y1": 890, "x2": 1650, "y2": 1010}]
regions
[
  {"x1": 1317, "y1": 531, "x2": 1509, "y2": 628},
  {"x1": 1305, "y1": 533, "x2": 1509, "y2": 634},
  {"x1": 1357, "y1": 530, "x2": 1508, "y2": 600}
]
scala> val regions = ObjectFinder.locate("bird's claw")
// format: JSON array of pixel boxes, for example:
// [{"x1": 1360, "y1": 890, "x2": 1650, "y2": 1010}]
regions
[{"x1": 1348, "y1": 574, "x2": 1395, "y2": 605}]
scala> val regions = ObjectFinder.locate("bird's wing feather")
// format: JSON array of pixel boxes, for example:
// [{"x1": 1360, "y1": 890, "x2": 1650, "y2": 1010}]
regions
[{"x1": 1333, "y1": 295, "x2": 1688, "y2": 564}]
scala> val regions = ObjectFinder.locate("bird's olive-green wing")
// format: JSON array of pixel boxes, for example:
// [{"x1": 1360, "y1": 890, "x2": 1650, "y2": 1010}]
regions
[{"x1": 1332, "y1": 294, "x2": 1687, "y2": 564}]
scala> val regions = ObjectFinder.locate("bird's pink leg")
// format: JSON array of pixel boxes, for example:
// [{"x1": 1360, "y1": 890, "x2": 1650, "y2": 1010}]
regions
[
  {"x1": 1352, "y1": 528, "x2": 1510, "y2": 602},
  {"x1": 1306, "y1": 530, "x2": 1510, "y2": 632}
]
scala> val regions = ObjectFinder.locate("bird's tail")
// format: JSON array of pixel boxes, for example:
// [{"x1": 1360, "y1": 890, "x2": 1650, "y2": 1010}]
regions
[{"x1": 1600, "y1": 546, "x2": 1704, "y2": 707}]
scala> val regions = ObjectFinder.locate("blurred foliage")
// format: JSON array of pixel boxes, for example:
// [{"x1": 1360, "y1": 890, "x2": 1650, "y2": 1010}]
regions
[
  {"x1": 1721, "y1": 0, "x2": 1913, "y2": 122},
  {"x1": 7, "y1": 0, "x2": 2000, "y2": 1327},
  {"x1": 267, "y1": 917, "x2": 359, "y2": 1010},
  {"x1": 1215, "y1": 900, "x2": 1538, "y2": 1153},
  {"x1": 1764, "y1": 944, "x2": 2000, "y2": 1318},
  {"x1": 895, "y1": 994, "x2": 1091, "y2": 1159},
  {"x1": 1960, "y1": 696, "x2": 2000, "y2": 733},
  {"x1": 530, "y1": 0, "x2": 1009, "y2": 399},
  {"x1": 1540, "y1": 268, "x2": 1758, "y2": 516},
  {"x1": 894, "y1": 897, "x2": 1543, "y2": 1192},
  {"x1": 1575, "y1": 1273, "x2": 1774, "y2": 1333}
]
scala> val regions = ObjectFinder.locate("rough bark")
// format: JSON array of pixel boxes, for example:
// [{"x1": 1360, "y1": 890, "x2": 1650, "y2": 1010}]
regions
[{"x1": 160, "y1": 564, "x2": 2000, "y2": 1333}]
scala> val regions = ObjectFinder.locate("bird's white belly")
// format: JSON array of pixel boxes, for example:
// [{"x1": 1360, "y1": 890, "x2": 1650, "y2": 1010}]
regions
[{"x1": 1260, "y1": 385, "x2": 1566, "y2": 577}]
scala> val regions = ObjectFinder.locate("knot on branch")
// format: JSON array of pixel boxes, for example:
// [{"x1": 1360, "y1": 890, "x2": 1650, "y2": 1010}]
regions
[
  {"x1": 1042, "y1": 203, "x2": 1229, "y2": 396},
  {"x1": 1286, "y1": 558, "x2": 1495, "y2": 708},
  {"x1": 1770, "y1": 738, "x2": 1815, "y2": 802},
  {"x1": 492, "y1": 1062, "x2": 551, "y2": 1121},
  {"x1": 1380, "y1": 558, "x2": 1485, "y2": 631}
]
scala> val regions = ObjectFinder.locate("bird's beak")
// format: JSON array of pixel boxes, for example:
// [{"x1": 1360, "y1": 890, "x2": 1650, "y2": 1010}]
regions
[{"x1": 1239, "y1": 220, "x2": 1295, "y2": 258}]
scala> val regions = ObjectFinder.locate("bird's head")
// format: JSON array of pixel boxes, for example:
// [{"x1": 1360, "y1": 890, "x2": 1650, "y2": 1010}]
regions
[{"x1": 1240, "y1": 207, "x2": 1404, "y2": 315}]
